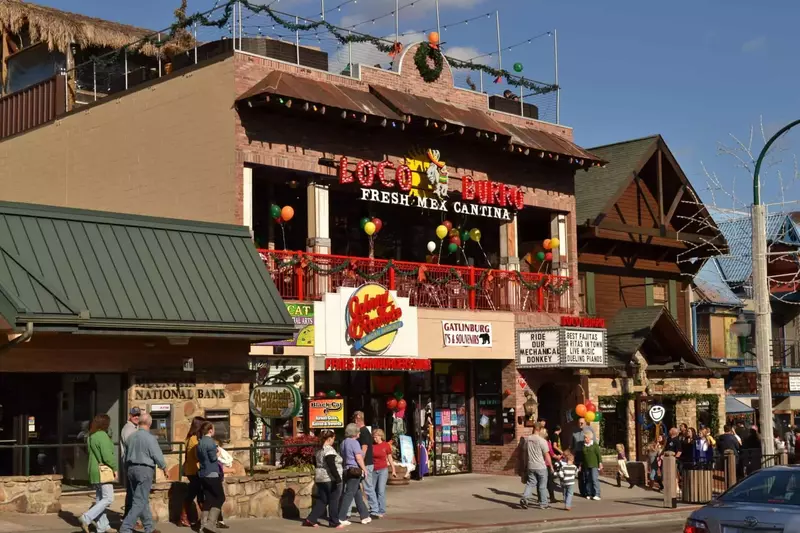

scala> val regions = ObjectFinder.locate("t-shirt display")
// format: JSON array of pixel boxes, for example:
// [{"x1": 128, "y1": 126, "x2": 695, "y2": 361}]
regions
[{"x1": 433, "y1": 367, "x2": 469, "y2": 475}]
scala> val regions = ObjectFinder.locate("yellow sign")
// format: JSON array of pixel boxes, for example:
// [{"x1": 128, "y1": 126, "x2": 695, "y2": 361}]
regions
[
  {"x1": 308, "y1": 398, "x2": 346, "y2": 429},
  {"x1": 345, "y1": 283, "x2": 404, "y2": 355}
]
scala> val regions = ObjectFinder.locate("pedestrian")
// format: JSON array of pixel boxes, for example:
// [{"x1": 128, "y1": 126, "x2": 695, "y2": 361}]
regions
[
  {"x1": 543, "y1": 428, "x2": 559, "y2": 503},
  {"x1": 783, "y1": 426, "x2": 795, "y2": 463},
  {"x1": 694, "y1": 429, "x2": 713, "y2": 468},
  {"x1": 80, "y1": 414, "x2": 117, "y2": 533},
  {"x1": 215, "y1": 440, "x2": 232, "y2": 529},
  {"x1": 734, "y1": 421, "x2": 747, "y2": 444},
  {"x1": 197, "y1": 421, "x2": 225, "y2": 533},
  {"x1": 701, "y1": 427, "x2": 716, "y2": 449},
  {"x1": 742, "y1": 427, "x2": 761, "y2": 476},
  {"x1": 181, "y1": 416, "x2": 206, "y2": 528},
  {"x1": 120, "y1": 413, "x2": 167, "y2": 533},
  {"x1": 120, "y1": 407, "x2": 141, "y2": 520},
  {"x1": 681, "y1": 427, "x2": 696, "y2": 471},
  {"x1": 353, "y1": 411, "x2": 378, "y2": 516},
  {"x1": 557, "y1": 450, "x2": 578, "y2": 511},
  {"x1": 304, "y1": 430, "x2": 343, "y2": 528},
  {"x1": 615, "y1": 443, "x2": 633, "y2": 488},
  {"x1": 517, "y1": 422, "x2": 552, "y2": 510},
  {"x1": 370, "y1": 428, "x2": 397, "y2": 518},
  {"x1": 646, "y1": 440, "x2": 663, "y2": 491},
  {"x1": 774, "y1": 429, "x2": 786, "y2": 453},
  {"x1": 570, "y1": 418, "x2": 595, "y2": 496},
  {"x1": 580, "y1": 431, "x2": 603, "y2": 501},
  {"x1": 794, "y1": 427, "x2": 800, "y2": 463},
  {"x1": 338, "y1": 423, "x2": 371, "y2": 526}
]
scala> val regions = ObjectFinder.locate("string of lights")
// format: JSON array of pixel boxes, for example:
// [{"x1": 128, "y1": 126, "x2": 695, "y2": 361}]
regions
[{"x1": 465, "y1": 31, "x2": 552, "y2": 62}]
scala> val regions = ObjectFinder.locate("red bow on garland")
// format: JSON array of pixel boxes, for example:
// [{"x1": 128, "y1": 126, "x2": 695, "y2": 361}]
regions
[
  {"x1": 389, "y1": 42, "x2": 403, "y2": 58},
  {"x1": 417, "y1": 266, "x2": 427, "y2": 283}
]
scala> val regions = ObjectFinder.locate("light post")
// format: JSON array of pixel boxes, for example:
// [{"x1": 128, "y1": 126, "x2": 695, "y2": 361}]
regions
[{"x1": 751, "y1": 119, "x2": 800, "y2": 456}]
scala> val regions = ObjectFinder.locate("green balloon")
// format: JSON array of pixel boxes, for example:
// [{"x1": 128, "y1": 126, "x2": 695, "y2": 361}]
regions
[
  {"x1": 359, "y1": 217, "x2": 370, "y2": 230},
  {"x1": 594, "y1": 412, "x2": 603, "y2": 422},
  {"x1": 394, "y1": 391, "x2": 404, "y2": 400},
  {"x1": 448, "y1": 242, "x2": 458, "y2": 253},
  {"x1": 327, "y1": 390, "x2": 337, "y2": 398},
  {"x1": 270, "y1": 204, "x2": 281, "y2": 219},
  {"x1": 536, "y1": 251, "x2": 546, "y2": 261},
  {"x1": 461, "y1": 230, "x2": 470, "y2": 243},
  {"x1": 513, "y1": 62, "x2": 523, "y2": 73}
]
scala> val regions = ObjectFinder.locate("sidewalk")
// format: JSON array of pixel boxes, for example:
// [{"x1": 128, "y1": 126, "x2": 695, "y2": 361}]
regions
[{"x1": 0, "y1": 475, "x2": 697, "y2": 533}]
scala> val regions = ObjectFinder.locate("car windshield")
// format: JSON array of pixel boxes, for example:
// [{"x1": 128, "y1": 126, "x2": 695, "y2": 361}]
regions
[{"x1": 721, "y1": 469, "x2": 800, "y2": 506}]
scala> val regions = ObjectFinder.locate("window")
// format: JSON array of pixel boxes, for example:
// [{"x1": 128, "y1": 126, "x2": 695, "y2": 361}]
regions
[
  {"x1": 474, "y1": 361, "x2": 503, "y2": 445},
  {"x1": 205, "y1": 410, "x2": 231, "y2": 443},
  {"x1": 653, "y1": 281, "x2": 668, "y2": 307},
  {"x1": 720, "y1": 469, "x2": 800, "y2": 505},
  {"x1": 577, "y1": 272, "x2": 587, "y2": 315}
]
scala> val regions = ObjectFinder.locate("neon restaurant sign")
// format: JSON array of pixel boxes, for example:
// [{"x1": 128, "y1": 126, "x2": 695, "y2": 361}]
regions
[{"x1": 336, "y1": 150, "x2": 525, "y2": 221}]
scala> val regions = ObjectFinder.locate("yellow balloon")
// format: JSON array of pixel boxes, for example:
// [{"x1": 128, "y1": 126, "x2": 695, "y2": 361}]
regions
[
  {"x1": 584, "y1": 410, "x2": 596, "y2": 423},
  {"x1": 435, "y1": 225, "x2": 448, "y2": 240},
  {"x1": 364, "y1": 221, "x2": 376, "y2": 236},
  {"x1": 550, "y1": 237, "x2": 560, "y2": 249},
  {"x1": 469, "y1": 228, "x2": 482, "y2": 242}
]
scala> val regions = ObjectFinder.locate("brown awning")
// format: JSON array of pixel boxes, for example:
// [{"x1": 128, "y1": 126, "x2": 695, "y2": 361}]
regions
[
  {"x1": 370, "y1": 85, "x2": 509, "y2": 136},
  {"x1": 237, "y1": 71, "x2": 402, "y2": 120},
  {"x1": 502, "y1": 123, "x2": 603, "y2": 163}
]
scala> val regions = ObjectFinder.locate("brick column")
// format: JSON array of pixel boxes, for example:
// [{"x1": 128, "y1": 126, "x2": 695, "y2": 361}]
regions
[{"x1": 306, "y1": 181, "x2": 330, "y2": 254}]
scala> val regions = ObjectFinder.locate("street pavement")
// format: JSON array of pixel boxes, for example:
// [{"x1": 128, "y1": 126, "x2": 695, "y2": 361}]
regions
[{"x1": 0, "y1": 474, "x2": 695, "y2": 533}]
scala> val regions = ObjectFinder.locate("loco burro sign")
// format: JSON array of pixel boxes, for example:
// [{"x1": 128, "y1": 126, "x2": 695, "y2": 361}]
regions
[
  {"x1": 314, "y1": 283, "x2": 419, "y2": 358},
  {"x1": 516, "y1": 317, "x2": 607, "y2": 369}
]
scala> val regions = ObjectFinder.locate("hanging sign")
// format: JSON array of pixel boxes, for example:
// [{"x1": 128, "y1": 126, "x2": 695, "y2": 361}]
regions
[
  {"x1": 308, "y1": 398, "x2": 346, "y2": 429},
  {"x1": 260, "y1": 303, "x2": 314, "y2": 346},
  {"x1": 649, "y1": 405, "x2": 666, "y2": 423},
  {"x1": 337, "y1": 151, "x2": 524, "y2": 221},
  {"x1": 790, "y1": 374, "x2": 800, "y2": 392},
  {"x1": 516, "y1": 329, "x2": 561, "y2": 368},
  {"x1": 346, "y1": 283, "x2": 404, "y2": 354},
  {"x1": 324, "y1": 357, "x2": 431, "y2": 371},
  {"x1": 249, "y1": 384, "x2": 302, "y2": 419},
  {"x1": 442, "y1": 321, "x2": 492, "y2": 347}
]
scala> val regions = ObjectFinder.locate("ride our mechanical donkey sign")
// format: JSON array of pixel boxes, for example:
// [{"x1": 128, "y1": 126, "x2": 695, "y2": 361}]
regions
[{"x1": 516, "y1": 316, "x2": 607, "y2": 368}]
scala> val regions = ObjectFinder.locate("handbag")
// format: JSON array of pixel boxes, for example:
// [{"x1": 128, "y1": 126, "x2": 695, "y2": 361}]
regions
[
  {"x1": 98, "y1": 464, "x2": 115, "y2": 484},
  {"x1": 346, "y1": 466, "x2": 362, "y2": 478}
]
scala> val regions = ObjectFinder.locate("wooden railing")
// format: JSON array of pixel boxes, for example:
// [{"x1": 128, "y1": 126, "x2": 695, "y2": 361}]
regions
[
  {"x1": 0, "y1": 74, "x2": 66, "y2": 140},
  {"x1": 259, "y1": 250, "x2": 573, "y2": 313}
]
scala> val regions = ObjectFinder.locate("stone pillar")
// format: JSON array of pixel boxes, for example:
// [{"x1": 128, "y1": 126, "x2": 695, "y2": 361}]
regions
[
  {"x1": 242, "y1": 166, "x2": 253, "y2": 238},
  {"x1": 662, "y1": 451, "x2": 677, "y2": 508},
  {"x1": 499, "y1": 215, "x2": 519, "y2": 270},
  {"x1": 306, "y1": 181, "x2": 330, "y2": 254}
]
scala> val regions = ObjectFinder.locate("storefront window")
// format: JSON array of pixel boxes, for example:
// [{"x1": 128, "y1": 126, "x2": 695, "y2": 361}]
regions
[
  {"x1": 474, "y1": 361, "x2": 502, "y2": 445},
  {"x1": 433, "y1": 362, "x2": 469, "y2": 475},
  {"x1": 206, "y1": 410, "x2": 231, "y2": 442}
]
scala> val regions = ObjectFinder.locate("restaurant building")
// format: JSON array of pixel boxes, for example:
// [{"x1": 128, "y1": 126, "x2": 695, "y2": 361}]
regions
[
  {"x1": 0, "y1": 201, "x2": 295, "y2": 483},
  {"x1": 0, "y1": 5, "x2": 623, "y2": 476}
]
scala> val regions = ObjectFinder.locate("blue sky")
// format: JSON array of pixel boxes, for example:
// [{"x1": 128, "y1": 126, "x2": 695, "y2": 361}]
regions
[{"x1": 44, "y1": 0, "x2": 800, "y2": 209}]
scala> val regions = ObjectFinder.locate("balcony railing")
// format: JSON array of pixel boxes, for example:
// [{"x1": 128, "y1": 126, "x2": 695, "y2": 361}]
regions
[
  {"x1": 724, "y1": 340, "x2": 800, "y2": 369},
  {"x1": 259, "y1": 250, "x2": 573, "y2": 314}
]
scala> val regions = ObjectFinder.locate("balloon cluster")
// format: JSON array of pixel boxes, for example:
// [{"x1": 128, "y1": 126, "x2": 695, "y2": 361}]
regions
[
  {"x1": 270, "y1": 204, "x2": 294, "y2": 224},
  {"x1": 360, "y1": 217, "x2": 383, "y2": 236},
  {"x1": 575, "y1": 399, "x2": 601, "y2": 423},
  {"x1": 541, "y1": 237, "x2": 560, "y2": 262},
  {"x1": 429, "y1": 221, "x2": 482, "y2": 257},
  {"x1": 316, "y1": 390, "x2": 342, "y2": 399},
  {"x1": 386, "y1": 391, "x2": 407, "y2": 411}
]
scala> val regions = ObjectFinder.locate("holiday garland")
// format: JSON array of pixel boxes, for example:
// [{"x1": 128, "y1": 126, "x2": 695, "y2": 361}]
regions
[
  {"x1": 261, "y1": 251, "x2": 568, "y2": 293},
  {"x1": 81, "y1": 0, "x2": 557, "y2": 95}
]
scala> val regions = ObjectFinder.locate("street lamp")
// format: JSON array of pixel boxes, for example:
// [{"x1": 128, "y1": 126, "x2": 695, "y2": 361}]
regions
[
  {"x1": 731, "y1": 313, "x2": 752, "y2": 356},
  {"x1": 751, "y1": 118, "x2": 800, "y2": 456}
]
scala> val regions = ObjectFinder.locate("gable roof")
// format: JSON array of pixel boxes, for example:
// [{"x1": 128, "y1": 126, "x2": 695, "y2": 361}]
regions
[
  {"x1": 575, "y1": 135, "x2": 659, "y2": 225},
  {"x1": 605, "y1": 306, "x2": 719, "y2": 372},
  {"x1": 0, "y1": 201, "x2": 294, "y2": 339},
  {"x1": 694, "y1": 258, "x2": 743, "y2": 307},
  {"x1": 715, "y1": 212, "x2": 800, "y2": 285}
]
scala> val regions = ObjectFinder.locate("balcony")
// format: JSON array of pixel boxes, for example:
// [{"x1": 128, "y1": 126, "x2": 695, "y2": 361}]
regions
[
  {"x1": 723, "y1": 340, "x2": 800, "y2": 369},
  {"x1": 259, "y1": 250, "x2": 573, "y2": 314}
]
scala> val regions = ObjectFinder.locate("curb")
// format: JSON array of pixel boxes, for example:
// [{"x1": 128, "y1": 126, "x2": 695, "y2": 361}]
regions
[{"x1": 409, "y1": 507, "x2": 699, "y2": 533}]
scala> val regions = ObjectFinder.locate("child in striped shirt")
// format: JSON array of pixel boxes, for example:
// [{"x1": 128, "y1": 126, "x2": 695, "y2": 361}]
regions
[{"x1": 558, "y1": 450, "x2": 578, "y2": 511}]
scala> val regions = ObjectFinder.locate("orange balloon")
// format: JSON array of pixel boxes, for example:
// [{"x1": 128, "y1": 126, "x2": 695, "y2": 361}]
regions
[
  {"x1": 575, "y1": 404, "x2": 587, "y2": 418},
  {"x1": 428, "y1": 32, "x2": 440, "y2": 46},
  {"x1": 280, "y1": 206, "x2": 294, "y2": 222},
  {"x1": 543, "y1": 239, "x2": 552, "y2": 250}
]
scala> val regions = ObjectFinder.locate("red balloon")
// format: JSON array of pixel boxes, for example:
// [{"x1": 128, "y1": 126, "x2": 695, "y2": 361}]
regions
[
  {"x1": 449, "y1": 235, "x2": 462, "y2": 247},
  {"x1": 316, "y1": 391, "x2": 326, "y2": 398},
  {"x1": 545, "y1": 252, "x2": 553, "y2": 261},
  {"x1": 372, "y1": 218, "x2": 383, "y2": 233},
  {"x1": 386, "y1": 398, "x2": 398, "y2": 410},
  {"x1": 585, "y1": 399, "x2": 596, "y2": 413},
  {"x1": 442, "y1": 220, "x2": 453, "y2": 231},
  {"x1": 274, "y1": 217, "x2": 282, "y2": 225},
  {"x1": 397, "y1": 399, "x2": 407, "y2": 410}
]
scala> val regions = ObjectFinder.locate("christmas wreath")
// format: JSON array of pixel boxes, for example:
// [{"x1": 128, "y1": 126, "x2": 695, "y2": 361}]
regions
[{"x1": 414, "y1": 42, "x2": 444, "y2": 83}]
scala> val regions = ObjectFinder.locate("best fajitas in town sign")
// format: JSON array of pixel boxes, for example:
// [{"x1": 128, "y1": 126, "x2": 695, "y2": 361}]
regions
[{"x1": 337, "y1": 149, "x2": 525, "y2": 221}]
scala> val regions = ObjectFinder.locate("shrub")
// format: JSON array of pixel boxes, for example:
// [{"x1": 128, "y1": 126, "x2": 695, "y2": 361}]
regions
[{"x1": 281, "y1": 435, "x2": 318, "y2": 468}]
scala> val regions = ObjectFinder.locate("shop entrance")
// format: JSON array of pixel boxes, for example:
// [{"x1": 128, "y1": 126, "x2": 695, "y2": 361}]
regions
[
  {"x1": 536, "y1": 382, "x2": 562, "y2": 429},
  {"x1": 0, "y1": 373, "x2": 123, "y2": 485}
]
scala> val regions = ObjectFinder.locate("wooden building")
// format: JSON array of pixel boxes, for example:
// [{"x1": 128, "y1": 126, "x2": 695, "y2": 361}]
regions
[{"x1": 573, "y1": 135, "x2": 729, "y2": 459}]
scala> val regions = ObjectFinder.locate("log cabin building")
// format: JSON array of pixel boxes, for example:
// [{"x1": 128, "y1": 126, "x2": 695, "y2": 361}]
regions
[{"x1": 572, "y1": 135, "x2": 729, "y2": 460}]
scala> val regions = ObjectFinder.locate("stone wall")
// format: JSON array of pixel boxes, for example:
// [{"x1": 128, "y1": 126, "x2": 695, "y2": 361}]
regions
[
  {"x1": 0, "y1": 475, "x2": 61, "y2": 514},
  {"x1": 148, "y1": 473, "x2": 314, "y2": 522}
]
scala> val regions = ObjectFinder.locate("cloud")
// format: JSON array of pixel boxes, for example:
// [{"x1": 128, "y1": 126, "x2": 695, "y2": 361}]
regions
[
  {"x1": 338, "y1": 0, "x2": 482, "y2": 31},
  {"x1": 741, "y1": 36, "x2": 767, "y2": 54},
  {"x1": 444, "y1": 45, "x2": 481, "y2": 62}
]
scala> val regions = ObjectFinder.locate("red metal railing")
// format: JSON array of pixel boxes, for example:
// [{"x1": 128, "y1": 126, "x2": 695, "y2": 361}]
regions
[
  {"x1": 259, "y1": 249, "x2": 572, "y2": 313},
  {"x1": 0, "y1": 74, "x2": 66, "y2": 140}
]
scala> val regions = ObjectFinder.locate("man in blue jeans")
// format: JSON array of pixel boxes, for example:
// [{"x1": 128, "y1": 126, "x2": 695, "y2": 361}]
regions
[
  {"x1": 518, "y1": 422, "x2": 553, "y2": 509},
  {"x1": 354, "y1": 411, "x2": 378, "y2": 515}
]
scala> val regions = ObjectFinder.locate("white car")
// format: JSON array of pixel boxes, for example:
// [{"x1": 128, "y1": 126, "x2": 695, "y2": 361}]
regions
[{"x1": 685, "y1": 466, "x2": 800, "y2": 532}]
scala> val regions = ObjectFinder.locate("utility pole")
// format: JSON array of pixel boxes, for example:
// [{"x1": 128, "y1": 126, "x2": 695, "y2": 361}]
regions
[
  {"x1": 553, "y1": 29, "x2": 560, "y2": 124},
  {"x1": 752, "y1": 118, "x2": 800, "y2": 457}
]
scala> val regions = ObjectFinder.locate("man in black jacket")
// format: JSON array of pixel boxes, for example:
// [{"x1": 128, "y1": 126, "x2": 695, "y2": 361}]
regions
[{"x1": 716, "y1": 424, "x2": 741, "y2": 472}]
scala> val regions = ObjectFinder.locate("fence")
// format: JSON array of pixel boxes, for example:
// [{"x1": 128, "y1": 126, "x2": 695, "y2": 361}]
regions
[
  {"x1": 0, "y1": 74, "x2": 66, "y2": 140},
  {"x1": 260, "y1": 249, "x2": 573, "y2": 313}
]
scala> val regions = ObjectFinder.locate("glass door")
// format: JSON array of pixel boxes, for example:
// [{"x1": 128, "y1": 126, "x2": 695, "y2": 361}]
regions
[{"x1": 432, "y1": 362, "x2": 469, "y2": 475}]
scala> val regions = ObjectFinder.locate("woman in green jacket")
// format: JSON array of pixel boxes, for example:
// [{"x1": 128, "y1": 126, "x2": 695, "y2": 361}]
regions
[{"x1": 80, "y1": 414, "x2": 118, "y2": 533}]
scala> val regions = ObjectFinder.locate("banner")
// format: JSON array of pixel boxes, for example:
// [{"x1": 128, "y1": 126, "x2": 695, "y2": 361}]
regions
[
  {"x1": 442, "y1": 321, "x2": 493, "y2": 347},
  {"x1": 308, "y1": 398, "x2": 346, "y2": 429}
]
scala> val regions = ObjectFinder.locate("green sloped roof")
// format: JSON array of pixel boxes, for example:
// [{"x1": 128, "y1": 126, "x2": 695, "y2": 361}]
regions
[
  {"x1": 0, "y1": 202, "x2": 294, "y2": 339},
  {"x1": 575, "y1": 135, "x2": 659, "y2": 225}
]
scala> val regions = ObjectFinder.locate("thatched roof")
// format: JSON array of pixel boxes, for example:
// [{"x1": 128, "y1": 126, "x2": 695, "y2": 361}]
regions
[{"x1": 0, "y1": 0, "x2": 164, "y2": 55}]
